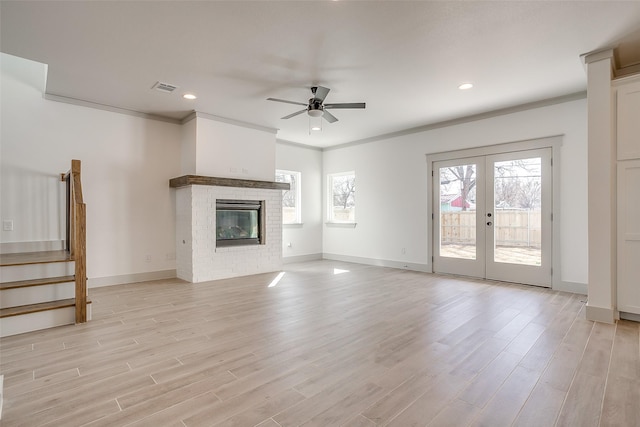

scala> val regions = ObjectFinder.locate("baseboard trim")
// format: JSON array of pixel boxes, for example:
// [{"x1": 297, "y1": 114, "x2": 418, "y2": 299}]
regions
[
  {"x1": 88, "y1": 269, "x2": 177, "y2": 288},
  {"x1": 283, "y1": 253, "x2": 323, "y2": 264},
  {"x1": 1, "y1": 240, "x2": 65, "y2": 254},
  {"x1": 585, "y1": 303, "x2": 617, "y2": 324},
  {"x1": 322, "y1": 253, "x2": 431, "y2": 272},
  {"x1": 554, "y1": 281, "x2": 587, "y2": 295},
  {"x1": 321, "y1": 253, "x2": 588, "y2": 295},
  {"x1": 620, "y1": 311, "x2": 640, "y2": 323}
]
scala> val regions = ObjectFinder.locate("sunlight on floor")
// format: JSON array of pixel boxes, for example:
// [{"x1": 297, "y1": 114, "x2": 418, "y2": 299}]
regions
[
  {"x1": 333, "y1": 268, "x2": 349, "y2": 275},
  {"x1": 268, "y1": 272, "x2": 285, "y2": 287}
]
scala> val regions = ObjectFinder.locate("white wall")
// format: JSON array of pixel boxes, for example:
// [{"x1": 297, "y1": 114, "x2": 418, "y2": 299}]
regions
[
  {"x1": 181, "y1": 118, "x2": 197, "y2": 175},
  {"x1": 276, "y1": 141, "x2": 323, "y2": 260},
  {"x1": 322, "y1": 98, "x2": 588, "y2": 287},
  {"x1": 1, "y1": 54, "x2": 181, "y2": 285},
  {"x1": 194, "y1": 115, "x2": 276, "y2": 181}
]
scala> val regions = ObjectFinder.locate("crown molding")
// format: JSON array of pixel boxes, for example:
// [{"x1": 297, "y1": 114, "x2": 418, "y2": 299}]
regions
[
  {"x1": 44, "y1": 93, "x2": 182, "y2": 124},
  {"x1": 43, "y1": 94, "x2": 278, "y2": 134},
  {"x1": 581, "y1": 48, "x2": 615, "y2": 65},
  {"x1": 184, "y1": 111, "x2": 278, "y2": 134},
  {"x1": 324, "y1": 91, "x2": 586, "y2": 152},
  {"x1": 276, "y1": 138, "x2": 323, "y2": 152}
]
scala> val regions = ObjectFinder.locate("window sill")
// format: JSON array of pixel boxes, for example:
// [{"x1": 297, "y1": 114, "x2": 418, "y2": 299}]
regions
[
  {"x1": 283, "y1": 223, "x2": 304, "y2": 228},
  {"x1": 325, "y1": 222, "x2": 357, "y2": 228}
]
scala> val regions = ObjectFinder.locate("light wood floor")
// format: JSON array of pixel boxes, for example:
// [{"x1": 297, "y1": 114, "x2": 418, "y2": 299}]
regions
[{"x1": 1, "y1": 260, "x2": 638, "y2": 426}]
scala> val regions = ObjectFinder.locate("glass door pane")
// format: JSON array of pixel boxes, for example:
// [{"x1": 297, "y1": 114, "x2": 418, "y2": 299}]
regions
[
  {"x1": 439, "y1": 164, "x2": 477, "y2": 260},
  {"x1": 492, "y1": 157, "x2": 542, "y2": 266}
]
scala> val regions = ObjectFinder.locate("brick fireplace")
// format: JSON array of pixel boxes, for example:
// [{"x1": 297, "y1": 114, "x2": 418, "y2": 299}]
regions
[{"x1": 170, "y1": 175, "x2": 289, "y2": 283}]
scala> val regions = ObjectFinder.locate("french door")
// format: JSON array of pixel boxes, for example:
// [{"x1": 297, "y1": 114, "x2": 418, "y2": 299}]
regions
[{"x1": 433, "y1": 148, "x2": 552, "y2": 287}]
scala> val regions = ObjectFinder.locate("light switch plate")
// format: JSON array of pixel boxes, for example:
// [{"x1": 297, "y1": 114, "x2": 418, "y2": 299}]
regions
[{"x1": 2, "y1": 220, "x2": 13, "y2": 231}]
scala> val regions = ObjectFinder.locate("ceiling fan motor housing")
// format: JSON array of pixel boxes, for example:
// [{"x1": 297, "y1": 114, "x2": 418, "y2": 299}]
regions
[{"x1": 308, "y1": 100, "x2": 324, "y2": 117}]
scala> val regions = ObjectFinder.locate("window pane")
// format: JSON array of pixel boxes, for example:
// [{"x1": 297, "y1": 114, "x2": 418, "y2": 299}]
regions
[
  {"x1": 439, "y1": 164, "x2": 476, "y2": 260},
  {"x1": 329, "y1": 172, "x2": 355, "y2": 222},
  {"x1": 493, "y1": 157, "x2": 542, "y2": 266},
  {"x1": 276, "y1": 170, "x2": 301, "y2": 224}
]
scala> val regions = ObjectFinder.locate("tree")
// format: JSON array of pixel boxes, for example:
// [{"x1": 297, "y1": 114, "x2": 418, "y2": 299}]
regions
[
  {"x1": 441, "y1": 166, "x2": 476, "y2": 211},
  {"x1": 517, "y1": 180, "x2": 541, "y2": 210},
  {"x1": 440, "y1": 158, "x2": 541, "y2": 211},
  {"x1": 332, "y1": 175, "x2": 355, "y2": 209},
  {"x1": 494, "y1": 159, "x2": 541, "y2": 210},
  {"x1": 276, "y1": 171, "x2": 298, "y2": 208},
  {"x1": 281, "y1": 176, "x2": 296, "y2": 208}
]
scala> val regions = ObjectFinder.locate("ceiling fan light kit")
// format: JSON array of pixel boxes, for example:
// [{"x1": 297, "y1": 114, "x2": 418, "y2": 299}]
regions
[
  {"x1": 310, "y1": 116, "x2": 322, "y2": 133},
  {"x1": 307, "y1": 108, "x2": 323, "y2": 118},
  {"x1": 267, "y1": 85, "x2": 365, "y2": 126}
]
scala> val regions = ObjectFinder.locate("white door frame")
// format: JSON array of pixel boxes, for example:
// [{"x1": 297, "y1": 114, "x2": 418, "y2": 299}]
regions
[{"x1": 426, "y1": 135, "x2": 563, "y2": 288}]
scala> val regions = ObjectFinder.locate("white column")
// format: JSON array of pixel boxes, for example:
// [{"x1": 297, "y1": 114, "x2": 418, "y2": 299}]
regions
[{"x1": 584, "y1": 49, "x2": 616, "y2": 323}]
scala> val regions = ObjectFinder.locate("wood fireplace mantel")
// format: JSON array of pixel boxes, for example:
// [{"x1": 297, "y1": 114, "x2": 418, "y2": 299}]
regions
[{"x1": 169, "y1": 175, "x2": 290, "y2": 190}]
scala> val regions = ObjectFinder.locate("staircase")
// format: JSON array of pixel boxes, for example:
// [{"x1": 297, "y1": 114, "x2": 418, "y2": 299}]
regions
[
  {"x1": 0, "y1": 160, "x2": 90, "y2": 338},
  {"x1": 0, "y1": 251, "x2": 92, "y2": 337}
]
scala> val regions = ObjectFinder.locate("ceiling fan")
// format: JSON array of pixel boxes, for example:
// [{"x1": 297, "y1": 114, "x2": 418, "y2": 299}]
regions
[{"x1": 267, "y1": 86, "x2": 365, "y2": 123}]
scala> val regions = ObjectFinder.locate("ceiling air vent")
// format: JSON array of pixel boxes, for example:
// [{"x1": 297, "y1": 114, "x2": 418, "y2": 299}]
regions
[{"x1": 152, "y1": 81, "x2": 178, "y2": 93}]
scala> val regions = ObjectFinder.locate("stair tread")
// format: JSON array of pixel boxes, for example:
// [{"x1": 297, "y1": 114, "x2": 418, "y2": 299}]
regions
[
  {"x1": 0, "y1": 275, "x2": 76, "y2": 290},
  {"x1": 0, "y1": 298, "x2": 91, "y2": 318},
  {"x1": 0, "y1": 250, "x2": 71, "y2": 267}
]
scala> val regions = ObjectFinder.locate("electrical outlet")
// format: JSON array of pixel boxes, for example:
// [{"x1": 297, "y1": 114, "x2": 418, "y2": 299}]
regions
[
  {"x1": 3, "y1": 220, "x2": 13, "y2": 231},
  {"x1": 401, "y1": 247, "x2": 406, "y2": 255},
  {"x1": 145, "y1": 254, "x2": 151, "y2": 262}
]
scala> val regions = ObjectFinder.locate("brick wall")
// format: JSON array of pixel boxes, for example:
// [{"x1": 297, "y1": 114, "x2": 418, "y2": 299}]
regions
[{"x1": 176, "y1": 185, "x2": 283, "y2": 282}]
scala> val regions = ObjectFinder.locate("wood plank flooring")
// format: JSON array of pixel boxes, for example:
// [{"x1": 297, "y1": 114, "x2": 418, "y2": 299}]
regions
[{"x1": 0, "y1": 260, "x2": 638, "y2": 426}]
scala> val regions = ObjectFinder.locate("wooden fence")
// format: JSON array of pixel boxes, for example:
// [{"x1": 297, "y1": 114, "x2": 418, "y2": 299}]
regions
[{"x1": 441, "y1": 210, "x2": 541, "y2": 248}]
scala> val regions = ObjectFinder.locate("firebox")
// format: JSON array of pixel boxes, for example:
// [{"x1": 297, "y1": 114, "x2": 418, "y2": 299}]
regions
[{"x1": 216, "y1": 199, "x2": 264, "y2": 247}]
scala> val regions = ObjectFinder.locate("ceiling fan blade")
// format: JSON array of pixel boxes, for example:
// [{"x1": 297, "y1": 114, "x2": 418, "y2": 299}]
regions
[
  {"x1": 267, "y1": 97, "x2": 308, "y2": 106},
  {"x1": 322, "y1": 110, "x2": 338, "y2": 123},
  {"x1": 313, "y1": 86, "x2": 330, "y2": 102},
  {"x1": 324, "y1": 102, "x2": 366, "y2": 109},
  {"x1": 281, "y1": 109, "x2": 307, "y2": 119}
]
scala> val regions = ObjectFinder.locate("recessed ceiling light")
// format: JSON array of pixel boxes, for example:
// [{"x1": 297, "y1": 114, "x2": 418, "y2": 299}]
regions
[
  {"x1": 458, "y1": 83, "x2": 473, "y2": 90},
  {"x1": 311, "y1": 126, "x2": 321, "y2": 131},
  {"x1": 183, "y1": 93, "x2": 197, "y2": 100}
]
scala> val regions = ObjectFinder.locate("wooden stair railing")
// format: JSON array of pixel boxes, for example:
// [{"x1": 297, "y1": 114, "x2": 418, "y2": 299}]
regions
[{"x1": 61, "y1": 159, "x2": 87, "y2": 323}]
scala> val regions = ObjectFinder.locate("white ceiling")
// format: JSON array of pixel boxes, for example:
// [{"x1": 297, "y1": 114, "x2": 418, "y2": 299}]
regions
[{"x1": 2, "y1": 1, "x2": 640, "y2": 148}]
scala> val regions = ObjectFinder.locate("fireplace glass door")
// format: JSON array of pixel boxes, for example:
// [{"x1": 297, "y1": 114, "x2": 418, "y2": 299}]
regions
[{"x1": 216, "y1": 200, "x2": 263, "y2": 247}]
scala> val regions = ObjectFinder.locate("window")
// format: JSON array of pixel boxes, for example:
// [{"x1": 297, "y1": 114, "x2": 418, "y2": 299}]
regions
[
  {"x1": 328, "y1": 171, "x2": 355, "y2": 222},
  {"x1": 275, "y1": 170, "x2": 301, "y2": 224}
]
